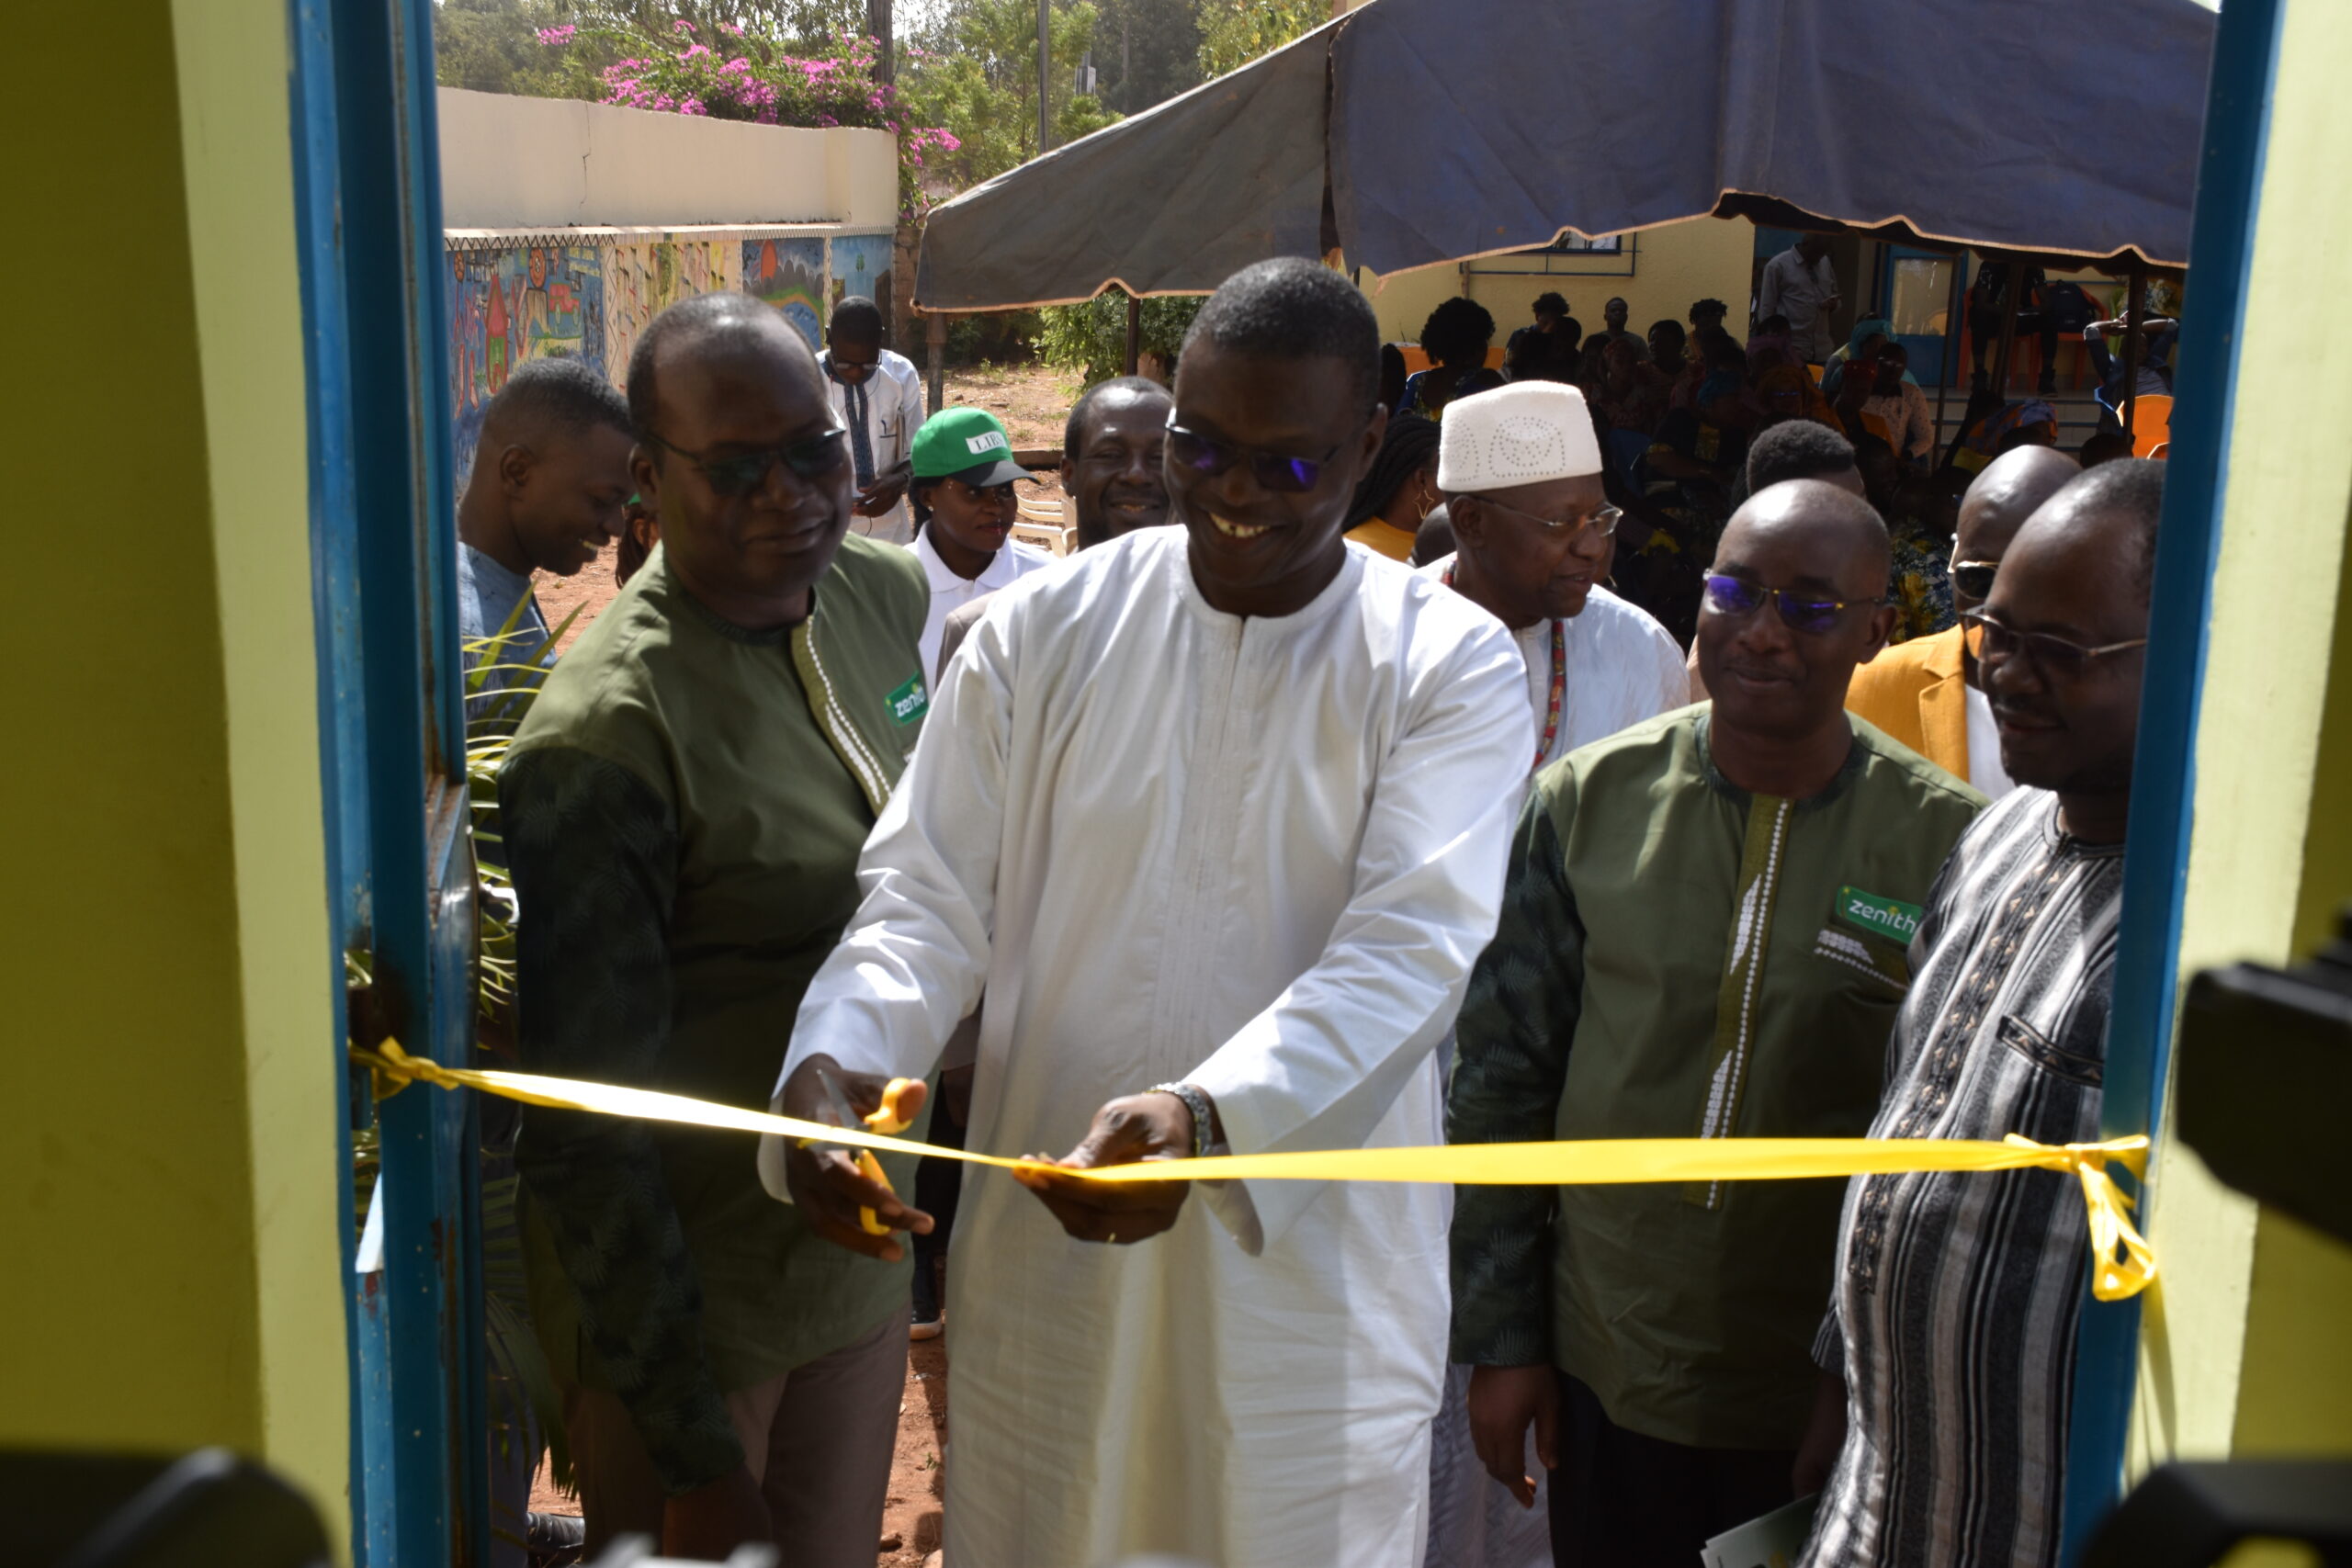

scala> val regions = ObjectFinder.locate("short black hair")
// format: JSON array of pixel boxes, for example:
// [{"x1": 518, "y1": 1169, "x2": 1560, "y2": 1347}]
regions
[
  {"x1": 2057, "y1": 456, "x2": 2165, "y2": 601},
  {"x1": 1758, "y1": 313, "x2": 1792, "y2": 336},
  {"x1": 1534, "y1": 291, "x2": 1569, "y2": 316},
  {"x1": 1417, "y1": 296, "x2": 1498, "y2": 367},
  {"x1": 1063, "y1": 375, "x2": 1170, "y2": 457},
  {"x1": 1649, "y1": 320, "x2": 1687, "y2": 351},
  {"x1": 1690, "y1": 298, "x2": 1729, "y2": 323},
  {"x1": 1746, "y1": 418, "x2": 1857, "y2": 492},
  {"x1": 481, "y1": 355, "x2": 631, "y2": 448},
  {"x1": 627, "y1": 290, "x2": 804, "y2": 444},
  {"x1": 829, "y1": 296, "x2": 882, "y2": 341},
  {"x1": 1183, "y1": 257, "x2": 1383, "y2": 411}
]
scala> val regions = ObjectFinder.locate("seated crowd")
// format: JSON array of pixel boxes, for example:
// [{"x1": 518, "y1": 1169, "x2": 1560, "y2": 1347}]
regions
[{"x1": 456, "y1": 260, "x2": 2166, "y2": 1568}]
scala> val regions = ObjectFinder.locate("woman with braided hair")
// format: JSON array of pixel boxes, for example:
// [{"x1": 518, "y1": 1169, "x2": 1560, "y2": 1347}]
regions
[{"x1": 1343, "y1": 412, "x2": 1443, "y2": 561}]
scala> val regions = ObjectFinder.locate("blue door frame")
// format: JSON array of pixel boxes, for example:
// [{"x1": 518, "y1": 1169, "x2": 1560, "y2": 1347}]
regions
[
  {"x1": 287, "y1": 0, "x2": 485, "y2": 1562},
  {"x1": 2057, "y1": 0, "x2": 2284, "y2": 1562}
]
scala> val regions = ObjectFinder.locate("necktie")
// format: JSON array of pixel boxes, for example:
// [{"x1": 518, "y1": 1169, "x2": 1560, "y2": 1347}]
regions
[{"x1": 844, "y1": 375, "x2": 874, "y2": 490}]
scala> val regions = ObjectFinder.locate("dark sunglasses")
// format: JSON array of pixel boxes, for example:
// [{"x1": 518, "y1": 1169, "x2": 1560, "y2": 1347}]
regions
[
  {"x1": 1164, "y1": 420, "x2": 1343, "y2": 494},
  {"x1": 647, "y1": 427, "x2": 848, "y2": 498},
  {"x1": 1962, "y1": 610, "x2": 2149, "y2": 673},
  {"x1": 1702, "y1": 573, "x2": 1875, "y2": 636},
  {"x1": 1951, "y1": 558, "x2": 1999, "y2": 601}
]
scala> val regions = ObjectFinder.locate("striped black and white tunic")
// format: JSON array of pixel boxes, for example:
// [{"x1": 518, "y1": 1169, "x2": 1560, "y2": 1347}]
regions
[{"x1": 1799, "y1": 787, "x2": 2123, "y2": 1568}]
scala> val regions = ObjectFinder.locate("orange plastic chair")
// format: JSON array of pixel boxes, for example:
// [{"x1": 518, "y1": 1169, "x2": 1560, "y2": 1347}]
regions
[
  {"x1": 1397, "y1": 343, "x2": 1510, "y2": 375},
  {"x1": 2127, "y1": 394, "x2": 2174, "y2": 457}
]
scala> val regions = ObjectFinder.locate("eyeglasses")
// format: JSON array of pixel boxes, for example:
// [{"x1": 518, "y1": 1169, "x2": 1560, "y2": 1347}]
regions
[
  {"x1": 1702, "y1": 573, "x2": 1876, "y2": 636},
  {"x1": 1951, "y1": 558, "x2": 2000, "y2": 601},
  {"x1": 1164, "y1": 420, "x2": 1345, "y2": 494},
  {"x1": 645, "y1": 427, "x2": 847, "y2": 498},
  {"x1": 1962, "y1": 609, "x2": 2148, "y2": 673},
  {"x1": 1477, "y1": 497, "x2": 1623, "y2": 542}
]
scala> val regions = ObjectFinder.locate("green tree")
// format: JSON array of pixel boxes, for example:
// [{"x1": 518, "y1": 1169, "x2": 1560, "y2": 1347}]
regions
[
  {"x1": 897, "y1": 0, "x2": 1117, "y2": 191},
  {"x1": 1195, "y1": 0, "x2": 1323, "y2": 78},
  {"x1": 1091, "y1": 0, "x2": 1203, "y2": 115}
]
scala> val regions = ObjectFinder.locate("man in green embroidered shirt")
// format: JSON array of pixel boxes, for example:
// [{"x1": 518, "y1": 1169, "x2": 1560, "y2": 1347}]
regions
[
  {"x1": 500, "y1": 293, "x2": 933, "y2": 1562},
  {"x1": 1447, "y1": 480, "x2": 1984, "y2": 1567}
]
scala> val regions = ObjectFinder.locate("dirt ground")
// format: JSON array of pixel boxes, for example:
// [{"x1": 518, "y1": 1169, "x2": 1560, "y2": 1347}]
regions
[
  {"x1": 526, "y1": 1335, "x2": 949, "y2": 1564},
  {"x1": 530, "y1": 362, "x2": 1081, "y2": 653}
]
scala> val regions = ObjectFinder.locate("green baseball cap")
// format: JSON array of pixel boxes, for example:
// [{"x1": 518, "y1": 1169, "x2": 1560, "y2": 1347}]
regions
[{"x1": 911, "y1": 406, "x2": 1026, "y2": 485}]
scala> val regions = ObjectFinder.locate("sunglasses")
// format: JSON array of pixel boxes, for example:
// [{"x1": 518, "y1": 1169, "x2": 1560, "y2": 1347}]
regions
[
  {"x1": 1951, "y1": 558, "x2": 1999, "y2": 601},
  {"x1": 1478, "y1": 497, "x2": 1623, "y2": 542},
  {"x1": 647, "y1": 427, "x2": 848, "y2": 498},
  {"x1": 1165, "y1": 420, "x2": 1344, "y2": 494},
  {"x1": 1962, "y1": 610, "x2": 2149, "y2": 673},
  {"x1": 1702, "y1": 573, "x2": 1875, "y2": 636}
]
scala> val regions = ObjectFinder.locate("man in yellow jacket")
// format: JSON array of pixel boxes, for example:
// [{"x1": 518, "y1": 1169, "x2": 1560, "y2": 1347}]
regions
[{"x1": 1846, "y1": 446, "x2": 2077, "y2": 794}]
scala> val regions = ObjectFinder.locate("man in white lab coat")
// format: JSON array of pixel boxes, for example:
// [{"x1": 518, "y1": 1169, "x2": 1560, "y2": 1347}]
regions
[{"x1": 762, "y1": 257, "x2": 1532, "y2": 1565}]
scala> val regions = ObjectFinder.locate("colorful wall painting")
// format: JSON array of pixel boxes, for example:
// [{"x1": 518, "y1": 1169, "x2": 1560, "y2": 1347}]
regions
[
  {"x1": 828, "y1": 232, "x2": 893, "y2": 314},
  {"x1": 449, "y1": 243, "x2": 606, "y2": 481},
  {"x1": 742, "y1": 236, "x2": 828, "y2": 347},
  {"x1": 605, "y1": 239, "x2": 738, "y2": 394},
  {"x1": 445, "y1": 229, "x2": 891, "y2": 488}
]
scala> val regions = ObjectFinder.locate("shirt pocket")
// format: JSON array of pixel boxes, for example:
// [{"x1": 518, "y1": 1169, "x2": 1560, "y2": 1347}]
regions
[
  {"x1": 1813, "y1": 923, "x2": 1910, "y2": 996},
  {"x1": 1996, "y1": 1012, "x2": 2104, "y2": 1089}
]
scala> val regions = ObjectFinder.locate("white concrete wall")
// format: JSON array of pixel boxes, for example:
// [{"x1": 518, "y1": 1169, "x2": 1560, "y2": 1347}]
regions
[{"x1": 437, "y1": 87, "x2": 896, "y2": 231}]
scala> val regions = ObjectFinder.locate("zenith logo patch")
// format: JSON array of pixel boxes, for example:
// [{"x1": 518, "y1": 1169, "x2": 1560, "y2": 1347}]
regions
[
  {"x1": 1836, "y1": 886, "x2": 1924, "y2": 944},
  {"x1": 888, "y1": 675, "x2": 929, "y2": 726}
]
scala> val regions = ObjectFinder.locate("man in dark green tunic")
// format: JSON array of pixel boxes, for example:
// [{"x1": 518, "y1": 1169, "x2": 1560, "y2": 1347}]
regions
[
  {"x1": 1448, "y1": 480, "x2": 1984, "y2": 1567},
  {"x1": 501, "y1": 293, "x2": 933, "y2": 1562}
]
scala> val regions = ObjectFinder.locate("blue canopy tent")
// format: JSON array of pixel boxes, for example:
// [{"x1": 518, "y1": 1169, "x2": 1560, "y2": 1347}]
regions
[{"x1": 914, "y1": 0, "x2": 2213, "y2": 312}]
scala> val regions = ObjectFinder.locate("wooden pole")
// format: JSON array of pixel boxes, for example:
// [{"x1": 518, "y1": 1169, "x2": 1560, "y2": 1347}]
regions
[
  {"x1": 1934, "y1": 253, "x2": 1965, "y2": 460},
  {"x1": 1037, "y1": 0, "x2": 1051, "y2": 157},
  {"x1": 2121, "y1": 260, "x2": 2147, "y2": 440},
  {"x1": 1124, "y1": 292, "x2": 1142, "y2": 376},
  {"x1": 1990, "y1": 255, "x2": 2023, "y2": 402},
  {"x1": 926, "y1": 312, "x2": 946, "y2": 420},
  {"x1": 867, "y1": 0, "x2": 892, "y2": 87}
]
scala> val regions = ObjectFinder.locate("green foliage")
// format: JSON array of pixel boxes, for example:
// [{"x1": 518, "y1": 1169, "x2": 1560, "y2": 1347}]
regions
[
  {"x1": 1090, "y1": 0, "x2": 1204, "y2": 115},
  {"x1": 895, "y1": 0, "x2": 1119, "y2": 195},
  {"x1": 1195, "y1": 0, "x2": 1324, "y2": 78},
  {"x1": 1035, "y1": 292, "x2": 1201, "y2": 384}
]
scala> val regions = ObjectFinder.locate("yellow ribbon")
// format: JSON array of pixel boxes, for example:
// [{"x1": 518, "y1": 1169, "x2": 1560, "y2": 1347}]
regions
[{"x1": 356, "y1": 1041, "x2": 2157, "y2": 1300}]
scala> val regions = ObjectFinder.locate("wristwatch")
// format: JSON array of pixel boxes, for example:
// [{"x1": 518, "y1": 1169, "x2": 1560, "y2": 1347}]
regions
[{"x1": 1148, "y1": 1081, "x2": 1216, "y2": 1160}]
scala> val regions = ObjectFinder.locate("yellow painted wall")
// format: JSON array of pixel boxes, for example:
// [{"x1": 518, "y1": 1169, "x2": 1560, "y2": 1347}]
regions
[
  {"x1": 0, "y1": 0, "x2": 349, "y2": 1543},
  {"x1": 2131, "y1": 0, "x2": 2352, "y2": 1476},
  {"x1": 1363, "y1": 215, "x2": 1755, "y2": 350}
]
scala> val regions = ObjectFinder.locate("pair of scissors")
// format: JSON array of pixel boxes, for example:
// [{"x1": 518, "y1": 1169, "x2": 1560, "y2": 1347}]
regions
[{"x1": 808, "y1": 1067, "x2": 922, "y2": 1236}]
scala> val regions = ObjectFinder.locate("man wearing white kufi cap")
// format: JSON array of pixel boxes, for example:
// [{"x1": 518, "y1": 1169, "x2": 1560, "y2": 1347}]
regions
[
  {"x1": 1421, "y1": 382, "x2": 1689, "y2": 782},
  {"x1": 1419, "y1": 382, "x2": 1690, "y2": 1568}
]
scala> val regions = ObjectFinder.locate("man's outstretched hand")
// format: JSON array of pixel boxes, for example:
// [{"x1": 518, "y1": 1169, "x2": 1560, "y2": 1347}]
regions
[
  {"x1": 1016, "y1": 1090, "x2": 1203, "y2": 1245},
  {"x1": 777, "y1": 1054, "x2": 933, "y2": 1261}
]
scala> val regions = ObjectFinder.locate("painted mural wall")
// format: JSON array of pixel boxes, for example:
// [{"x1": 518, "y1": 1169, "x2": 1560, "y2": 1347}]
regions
[{"x1": 447, "y1": 227, "x2": 893, "y2": 480}]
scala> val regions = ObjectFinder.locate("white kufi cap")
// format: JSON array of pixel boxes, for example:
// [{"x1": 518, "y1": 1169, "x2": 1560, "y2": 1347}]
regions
[{"x1": 1435, "y1": 381, "x2": 1604, "y2": 493}]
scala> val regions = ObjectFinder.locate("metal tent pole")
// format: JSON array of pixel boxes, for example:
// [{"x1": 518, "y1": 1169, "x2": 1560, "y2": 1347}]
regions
[{"x1": 2122, "y1": 259, "x2": 2148, "y2": 439}]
